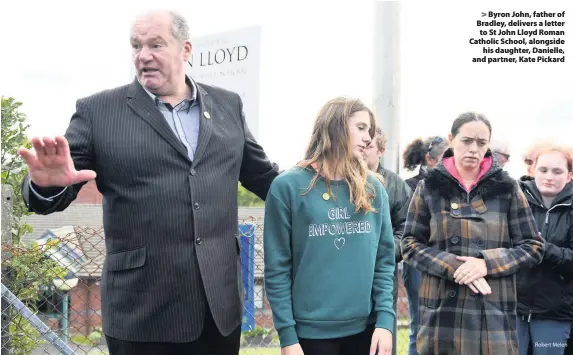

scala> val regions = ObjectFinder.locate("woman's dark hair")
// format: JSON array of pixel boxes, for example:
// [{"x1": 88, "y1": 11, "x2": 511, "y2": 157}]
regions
[
  {"x1": 403, "y1": 136, "x2": 448, "y2": 171},
  {"x1": 451, "y1": 112, "x2": 492, "y2": 138}
]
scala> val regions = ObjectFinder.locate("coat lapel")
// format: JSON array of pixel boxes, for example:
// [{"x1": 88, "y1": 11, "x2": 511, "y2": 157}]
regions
[
  {"x1": 192, "y1": 84, "x2": 214, "y2": 167},
  {"x1": 126, "y1": 80, "x2": 191, "y2": 162}
]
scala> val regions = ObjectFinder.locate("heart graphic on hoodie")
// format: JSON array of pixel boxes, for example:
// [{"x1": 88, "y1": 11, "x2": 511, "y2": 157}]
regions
[{"x1": 334, "y1": 237, "x2": 346, "y2": 250}]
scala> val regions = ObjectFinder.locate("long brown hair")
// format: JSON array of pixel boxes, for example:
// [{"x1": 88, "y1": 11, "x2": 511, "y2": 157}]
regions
[{"x1": 297, "y1": 97, "x2": 379, "y2": 214}]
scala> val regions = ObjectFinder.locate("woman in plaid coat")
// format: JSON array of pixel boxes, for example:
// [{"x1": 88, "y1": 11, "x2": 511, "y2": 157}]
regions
[{"x1": 401, "y1": 112, "x2": 545, "y2": 355}]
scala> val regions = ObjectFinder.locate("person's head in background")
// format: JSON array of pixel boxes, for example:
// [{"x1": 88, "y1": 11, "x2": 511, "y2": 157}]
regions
[
  {"x1": 532, "y1": 144, "x2": 573, "y2": 207},
  {"x1": 490, "y1": 141, "x2": 511, "y2": 168},
  {"x1": 363, "y1": 127, "x2": 387, "y2": 172},
  {"x1": 524, "y1": 141, "x2": 553, "y2": 177},
  {"x1": 448, "y1": 112, "x2": 492, "y2": 176},
  {"x1": 402, "y1": 136, "x2": 449, "y2": 172}
]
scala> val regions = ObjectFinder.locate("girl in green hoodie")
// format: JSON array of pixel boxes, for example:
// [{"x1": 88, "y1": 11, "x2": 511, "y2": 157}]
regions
[{"x1": 264, "y1": 97, "x2": 396, "y2": 355}]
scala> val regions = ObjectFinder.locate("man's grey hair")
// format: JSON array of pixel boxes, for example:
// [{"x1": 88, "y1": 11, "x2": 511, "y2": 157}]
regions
[
  {"x1": 169, "y1": 11, "x2": 190, "y2": 42},
  {"x1": 490, "y1": 140, "x2": 510, "y2": 156}
]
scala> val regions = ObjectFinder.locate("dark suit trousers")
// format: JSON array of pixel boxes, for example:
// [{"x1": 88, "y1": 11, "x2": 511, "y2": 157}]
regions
[{"x1": 105, "y1": 304, "x2": 241, "y2": 355}]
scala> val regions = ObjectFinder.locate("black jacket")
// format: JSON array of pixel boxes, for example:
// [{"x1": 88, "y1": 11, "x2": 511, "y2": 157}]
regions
[
  {"x1": 517, "y1": 178, "x2": 573, "y2": 321},
  {"x1": 405, "y1": 165, "x2": 428, "y2": 192},
  {"x1": 379, "y1": 167, "x2": 412, "y2": 263},
  {"x1": 376, "y1": 167, "x2": 412, "y2": 311}
]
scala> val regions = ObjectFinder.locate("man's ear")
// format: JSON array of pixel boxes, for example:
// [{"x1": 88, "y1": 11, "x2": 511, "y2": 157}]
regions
[{"x1": 183, "y1": 41, "x2": 192, "y2": 61}]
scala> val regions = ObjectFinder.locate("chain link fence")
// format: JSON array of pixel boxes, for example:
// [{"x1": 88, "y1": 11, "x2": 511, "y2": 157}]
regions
[{"x1": 2, "y1": 203, "x2": 413, "y2": 355}]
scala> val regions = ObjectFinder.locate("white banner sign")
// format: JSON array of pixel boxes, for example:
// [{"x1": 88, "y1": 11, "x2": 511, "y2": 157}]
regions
[{"x1": 187, "y1": 26, "x2": 261, "y2": 140}]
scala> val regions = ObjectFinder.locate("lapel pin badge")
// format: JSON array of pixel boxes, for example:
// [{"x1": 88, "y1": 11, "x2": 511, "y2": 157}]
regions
[{"x1": 204, "y1": 111, "x2": 211, "y2": 119}]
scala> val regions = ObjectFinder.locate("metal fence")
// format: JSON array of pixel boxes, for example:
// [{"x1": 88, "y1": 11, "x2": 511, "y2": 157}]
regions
[{"x1": 1, "y1": 201, "x2": 413, "y2": 355}]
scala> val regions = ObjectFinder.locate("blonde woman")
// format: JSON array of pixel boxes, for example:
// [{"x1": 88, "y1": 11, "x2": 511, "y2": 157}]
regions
[{"x1": 517, "y1": 144, "x2": 573, "y2": 355}]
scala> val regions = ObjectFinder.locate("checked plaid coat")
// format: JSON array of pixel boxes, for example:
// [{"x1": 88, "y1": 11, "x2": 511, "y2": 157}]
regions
[{"x1": 401, "y1": 150, "x2": 544, "y2": 355}]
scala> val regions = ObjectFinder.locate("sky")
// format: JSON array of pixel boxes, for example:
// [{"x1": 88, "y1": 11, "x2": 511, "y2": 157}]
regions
[{"x1": 1, "y1": 0, "x2": 572, "y2": 180}]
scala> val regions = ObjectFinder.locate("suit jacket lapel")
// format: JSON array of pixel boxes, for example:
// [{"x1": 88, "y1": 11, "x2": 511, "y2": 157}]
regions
[
  {"x1": 192, "y1": 84, "x2": 214, "y2": 167},
  {"x1": 126, "y1": 80, "x2": 191, "y2": 162}
]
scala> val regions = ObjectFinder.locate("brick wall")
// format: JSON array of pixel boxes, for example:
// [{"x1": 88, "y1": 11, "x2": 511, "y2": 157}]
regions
[
  {"x1": 74, "y1": 181, "x2": 102, "y2": 205},
  {"x1": 69, "y1": 279, "x2": 102, "y2": 336}
]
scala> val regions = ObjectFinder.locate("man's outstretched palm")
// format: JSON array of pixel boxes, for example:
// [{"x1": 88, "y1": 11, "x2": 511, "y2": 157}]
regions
[{"x1": 18, "y1": 136, "x2": 96, "y2": 187}]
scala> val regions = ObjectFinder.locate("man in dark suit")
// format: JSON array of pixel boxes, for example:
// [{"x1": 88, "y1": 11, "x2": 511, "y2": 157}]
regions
[{"x1": 18, "y1": 10, "x2": 279, "y2": 355}]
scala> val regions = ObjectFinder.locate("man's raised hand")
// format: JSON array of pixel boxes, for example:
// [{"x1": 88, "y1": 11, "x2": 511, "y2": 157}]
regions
[{"x1": 17, "y1": 136, "x2": 96, "y2": 187}]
